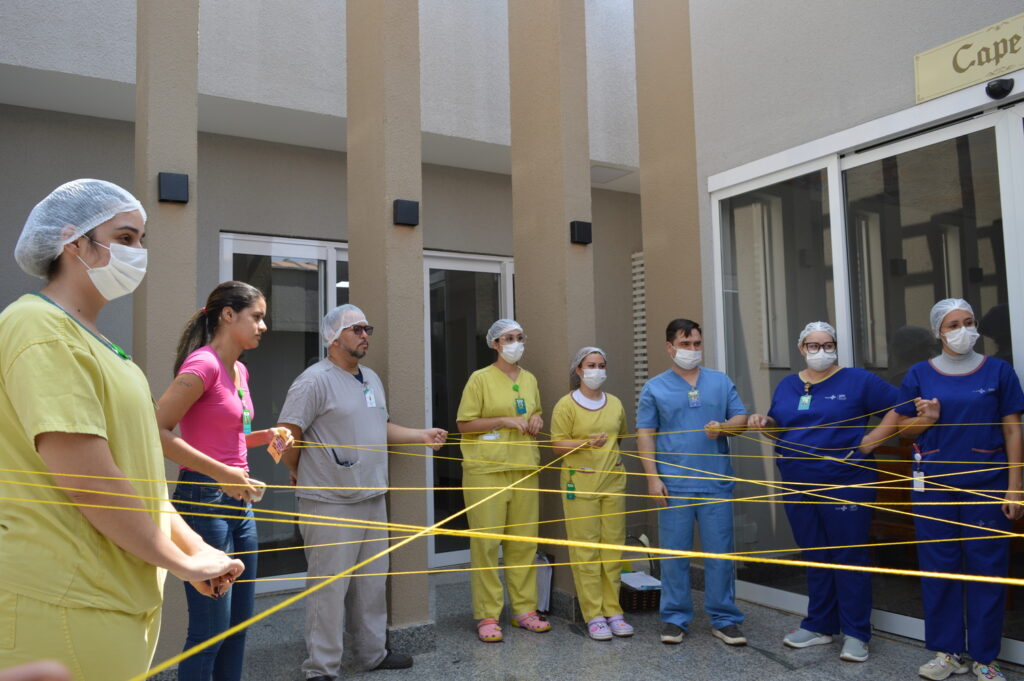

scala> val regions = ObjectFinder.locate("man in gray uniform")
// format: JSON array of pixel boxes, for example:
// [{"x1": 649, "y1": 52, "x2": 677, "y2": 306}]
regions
[{"x1": 278, "y1": 304, "x2": 447, "y2": 681}]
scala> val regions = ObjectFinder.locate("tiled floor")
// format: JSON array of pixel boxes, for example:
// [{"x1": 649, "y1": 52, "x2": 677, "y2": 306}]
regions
[{"x1": 183, "y1": 573, "x2": 1023, "y2": 680}]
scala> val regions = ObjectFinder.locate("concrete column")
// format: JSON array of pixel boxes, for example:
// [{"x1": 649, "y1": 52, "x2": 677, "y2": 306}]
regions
[
  {"x1": 634, "y1": 0, "x2": 702, "y2": 360},
  {"x1": 133, "y1": 0, "x2": 199, "y2": 663},
  {"x1": 346, "y1": 0, "x2": 431, "y2": 640},
  {"x1": 508, "y1": 0, "x2": 596, "y2": 601}
]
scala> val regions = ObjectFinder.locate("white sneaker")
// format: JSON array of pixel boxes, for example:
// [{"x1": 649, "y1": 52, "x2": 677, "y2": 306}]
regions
[
  {"x1": 972, "y1": 661, "x2": 1006, "y2": 680},
  {"x1": 839, "y1": 635, "x2": 868, "y2": 662},
  {"x1": 782, "y1": 627, "x2": 833, "y2": 648},
  {"x1": 918, "y1": 652, "x2": 970, "y2": 680}
]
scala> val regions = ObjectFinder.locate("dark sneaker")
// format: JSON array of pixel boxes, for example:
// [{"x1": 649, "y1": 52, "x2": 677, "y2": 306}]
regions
[
  {"x1": 373, "y1": 650, "x2": 413, "y2": 670},
  {"x1": 660, "y1": 622, "x2": 686, "y2": 644},
  {"x1": 712, "y1": 624, "x2": 747, "y2": 646}
]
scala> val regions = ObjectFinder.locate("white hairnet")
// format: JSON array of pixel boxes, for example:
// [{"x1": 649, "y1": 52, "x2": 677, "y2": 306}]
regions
[
  {"x1": 15, "y1": 179, "x2": 146, "y2": 279},
  {"x1": 797, "y1": 321, "x2": 836, "y2": 347},
  {"x1": 486, "y1": 319, "x2": 523, "y2": 346},
  {"x1": 321, "y1": 303, "x2": 368, "y2": 347},
  {"x1": 929, "y1": 298, "x2": 974, "y2": 337},
  {"x1": 569, "y1": 346, "x2": 606, "y2": 390}
]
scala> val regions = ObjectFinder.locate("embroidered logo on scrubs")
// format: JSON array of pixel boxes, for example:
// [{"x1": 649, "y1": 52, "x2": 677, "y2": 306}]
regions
[
  {"x1": 823, "y1": 394, "x2": 847, "y2": 401},
  {"x1": 973, "y1": 387, "x2": 996, "y2": 395},
  {"x1": 835, "y1": 504, "x2": 858, "y2": 512}
]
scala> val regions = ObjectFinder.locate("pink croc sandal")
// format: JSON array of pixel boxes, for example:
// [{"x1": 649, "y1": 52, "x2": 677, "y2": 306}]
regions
[
  {"x1": 477, "y1": 618, "x2": 503, "y2": 642},
  {"x1": 512, "y1": 611, "x2": 551, "y2": 633}
]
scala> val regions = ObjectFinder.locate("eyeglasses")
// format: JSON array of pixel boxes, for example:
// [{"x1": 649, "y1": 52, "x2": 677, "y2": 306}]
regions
[
  {"x1": 499, "y1": 334, "x2": 526, "y2": 344},
  {"x1": 803, "y1": 342, "x2": 837, "y2": 352},
  {"x1": 348, "y1": 325, "x2": 374, "y2": 336}
]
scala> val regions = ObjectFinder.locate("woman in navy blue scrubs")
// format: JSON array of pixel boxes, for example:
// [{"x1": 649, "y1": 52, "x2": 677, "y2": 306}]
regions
[
  {"x1": 869, "y1": 299, "x2": 1023, "y2": 681},
  {"x1": 748, "y1": 321, "x2": 898, "y2": 664}
]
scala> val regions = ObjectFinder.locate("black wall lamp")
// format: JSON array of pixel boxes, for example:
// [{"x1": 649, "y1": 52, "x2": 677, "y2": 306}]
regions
[
  {"x1": 393, "y1": 199, "x2": 419, "y2": 226},
  {"x1": 158, "y1": 172, "x2": 189, "y2": 203},
  {"x1": 570, "y1": 220, "x2": 592, "y2": 245}
]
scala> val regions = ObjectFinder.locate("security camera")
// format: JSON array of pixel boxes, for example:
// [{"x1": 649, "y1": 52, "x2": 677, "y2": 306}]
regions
[{"x1": 985, "y1": 78, "x2": 1014, "y2": 100}]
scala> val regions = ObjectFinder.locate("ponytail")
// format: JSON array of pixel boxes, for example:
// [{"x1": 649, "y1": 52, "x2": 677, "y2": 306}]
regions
[{"x1": 173, "y1": 280, "x2": 265, "y2": 375}]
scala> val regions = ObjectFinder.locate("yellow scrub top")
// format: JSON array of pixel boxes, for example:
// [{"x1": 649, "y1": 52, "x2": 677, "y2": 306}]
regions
[
  {"x1": 457, "y1": 364, "x2": 541, "y2": 474},
  {"x1": 0, "y1": 294, "x2": 170, "y2": 614},
  {"x1": 550, "y1": 392, "x2": 628, "y2": 494}
]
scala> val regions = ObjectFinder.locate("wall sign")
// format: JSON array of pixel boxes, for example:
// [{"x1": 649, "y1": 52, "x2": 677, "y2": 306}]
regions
[{"x1": 915, "y1": 12, "x2": 1024, "y2": 103}]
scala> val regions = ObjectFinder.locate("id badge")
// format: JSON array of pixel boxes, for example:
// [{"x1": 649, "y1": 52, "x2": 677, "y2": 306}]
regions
[
  {"x1": 798, "y1": 394, "x2": 812, "y2": 411},
  {"x1": 242, "y1": 408, "x2": 252, "y2": 435},
  {"x1": 364, "y1": 386, "x2": 377, "y2": 408},
  {"x1": 687, "y1": 389, "x2": 701, "y2": 408},
  {"x1": 514, "y1": 397, "x2": 527, "y2": 415},
  {"x1": 912, "y1": 470, "x2": 924, "y2": 492}
]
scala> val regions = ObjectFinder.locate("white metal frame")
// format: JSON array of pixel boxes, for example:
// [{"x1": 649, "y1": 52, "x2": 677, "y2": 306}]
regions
[
  {"x1": 423, "y1": 250, "x2": 514, "y2": 568},
  {"x1": 219, "y1": 233, "x2": 350, "y2": 593},
  {"x1": 221, "y1": 234, "x2": 516, "y2": 574},
  {"x1": 709, "y1": 89, "x2": 1024, "y2": 657}
]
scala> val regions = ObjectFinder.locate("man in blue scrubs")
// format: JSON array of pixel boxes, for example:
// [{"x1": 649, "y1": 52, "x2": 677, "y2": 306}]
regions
[{"x1": 637, "y1": 318, "x2": 748, "y2": 646}]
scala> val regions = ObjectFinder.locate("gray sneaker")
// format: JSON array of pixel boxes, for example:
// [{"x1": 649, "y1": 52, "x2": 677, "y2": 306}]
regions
[
  {"x1": 918, "y1": 652, "x2": 969, "y2": 680},
  {"x1": 782, "y1": 627, "x2": 833, "y2": 648},
  {"x1": 660, "y1": 622, "x2": 686, "y2": 644},
  {"x1": 839, "y1": 635, "x2": 868, "y2": 662},
  {"x1": 712, "y1": 624, "x2": 747, "y2": 646}
]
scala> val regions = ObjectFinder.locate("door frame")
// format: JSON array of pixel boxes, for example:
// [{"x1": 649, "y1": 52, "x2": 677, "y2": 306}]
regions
[
  {"x1": 710, "y1": 103, "x2": 1024, "y2": 659},
  {"x1": 423, "y1": 250, "x2": 514, "y2": 568}
]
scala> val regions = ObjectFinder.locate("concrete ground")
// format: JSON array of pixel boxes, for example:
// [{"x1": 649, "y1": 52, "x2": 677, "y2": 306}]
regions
[{"x1": 158, "y1": 572, "x2": 1024, "y2": 681}]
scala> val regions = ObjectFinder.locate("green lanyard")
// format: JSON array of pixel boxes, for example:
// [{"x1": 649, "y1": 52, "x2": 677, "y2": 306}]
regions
[
  {"x1": 512, "y1": 382, "x2": 527, "y2": 415},
  {"x1": 32, "y1": 293, "x2": 131, "y2": 360},
  {"x1": 238, "y1": 387, "x2": 252, "y2": 434}
]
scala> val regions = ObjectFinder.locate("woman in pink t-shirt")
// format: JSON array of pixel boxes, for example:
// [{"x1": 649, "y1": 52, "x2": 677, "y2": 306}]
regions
[{"x1": 156, "y1": 280, "x2": 291, "y2": 681}]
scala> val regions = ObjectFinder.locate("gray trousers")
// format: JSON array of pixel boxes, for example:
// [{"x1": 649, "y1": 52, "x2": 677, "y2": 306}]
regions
[{"x1": 298, "y1": 496, "x2": 389, "y2": 677}]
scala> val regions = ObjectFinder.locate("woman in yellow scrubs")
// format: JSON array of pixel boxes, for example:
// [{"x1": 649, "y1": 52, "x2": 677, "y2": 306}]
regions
[
  {"x1": 0, "y1": 180, "x2": 244, "y2": 681},
  {"x1": 551, "y1": 347, "x2": 631, "y2": 641},
  {"x1": 457, "y1": 318, "x2": 549, "y2": 642}
]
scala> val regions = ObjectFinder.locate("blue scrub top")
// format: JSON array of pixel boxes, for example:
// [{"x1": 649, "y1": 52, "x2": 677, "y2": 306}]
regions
[
  {"x1": 894, "y1": 356, "x2": 1024, "y2": 489},
  {"x1": 767, "y1": 367, "x2": 899, "y2": 485},
  {"x1": 636, "y1": 367, "x2": 746, "y2": 493}
]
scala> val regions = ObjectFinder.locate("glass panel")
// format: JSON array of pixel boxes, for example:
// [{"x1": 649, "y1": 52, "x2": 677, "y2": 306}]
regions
[
  {"x1": 843, "y1": 127, "x2": 1019, "y2": 634},
  {"x1": 429, "y1": 269, "x2": 500, "y2": 554},
  {"x1": 720, "y1": 170, "x2": 833, "y2": 590},
  {"x1": 335, "y1": 259, "x2": 350, "y2": 307},
  {"x1": 233, "y1": 253, "x2": 325, "y2": 577}
]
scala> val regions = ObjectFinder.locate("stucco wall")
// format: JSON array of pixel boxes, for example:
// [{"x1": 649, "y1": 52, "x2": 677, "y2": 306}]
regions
[{"x1": 689, "y1": 0, "x2": 1024, "y2": 343}]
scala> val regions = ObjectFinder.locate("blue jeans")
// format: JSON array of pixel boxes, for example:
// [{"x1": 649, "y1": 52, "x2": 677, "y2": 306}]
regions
[
  {"x1": 658, "y1": 492, "x2": 743, "y2": 630},
  {"x1": 171, "y1": 470, "x2": 258, "y2": 681}
]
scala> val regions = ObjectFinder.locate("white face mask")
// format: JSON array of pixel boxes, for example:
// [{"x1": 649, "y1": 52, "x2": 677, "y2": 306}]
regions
[
  {"x1": 943, "y1": 325, "x2": 980, "y2": 355},
  {"x1": 78, "y1": 241, "x2": 148, "y2": 301},
  {"x1": 500, "y1": 341, "x2": 525, "y2": 364},
  {"x1": 805, "y1": 349, "x2": 838, "y2": 371},
  {"x1": 673, "y1": 348, "x2": 702, "y2": 370},
  {"x1": 581, "y1": 368, "x2": 606, "y2": 390}
]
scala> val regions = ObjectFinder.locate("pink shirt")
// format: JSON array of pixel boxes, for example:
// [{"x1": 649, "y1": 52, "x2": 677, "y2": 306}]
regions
[{"x1": 178, "y1": 346, "x2": 253, "y2": 472}]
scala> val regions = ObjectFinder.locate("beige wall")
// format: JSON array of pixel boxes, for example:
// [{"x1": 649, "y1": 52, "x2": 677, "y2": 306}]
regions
[{"x1": 0, "y1": 99, "x2": 646, "y2": 648}]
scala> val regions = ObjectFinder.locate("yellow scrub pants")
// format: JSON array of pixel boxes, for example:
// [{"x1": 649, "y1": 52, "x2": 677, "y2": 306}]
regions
[
  {"x1": 0, "y1": 589, "x2": 160, "y2": 681},
  {"x1": 462, "y1": 469, "x2": 539, "y2": 619},
  {"x1": 562, "y1": 484, "x2": 625, "y2": 622}
]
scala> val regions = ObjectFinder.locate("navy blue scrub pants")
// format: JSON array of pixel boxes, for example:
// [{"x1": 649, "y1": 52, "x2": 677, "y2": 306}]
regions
[
  {"x1": 913, "y1": 486, "x2": 1010, "y2": 665},
  {"x1": 783, "y1": 483, "x2": 875, "y2": 642}
]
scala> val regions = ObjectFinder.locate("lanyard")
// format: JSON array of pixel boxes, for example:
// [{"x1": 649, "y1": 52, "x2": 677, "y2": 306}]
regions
[{"x1": 238, "y1": 387, "x2": 252, "y2": 434}]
